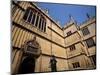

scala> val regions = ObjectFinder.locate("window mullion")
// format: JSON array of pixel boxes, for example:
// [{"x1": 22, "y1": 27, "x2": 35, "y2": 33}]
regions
[
  {"x1": 34, "y1": 13, "x2": 38, "y2": 27},
  {"x1": 30, "y1": 13, "x2": 34, "y2": 23},
  {"x1": 37, "y1": 15, "x2": 41, "y2": 28},
  {"x1": 26, "y1": 9, "x2": 31, "y2": 22}
]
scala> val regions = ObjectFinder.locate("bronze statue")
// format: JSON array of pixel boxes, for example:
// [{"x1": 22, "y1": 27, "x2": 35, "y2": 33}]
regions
[{"x1": 50, "y1": 55, "x2": 57, "y2": 72}]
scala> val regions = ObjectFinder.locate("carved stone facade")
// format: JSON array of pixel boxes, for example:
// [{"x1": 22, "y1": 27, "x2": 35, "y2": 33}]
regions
[{"x1": 11, "y1": 1, "x2": 96, "y2": 74}]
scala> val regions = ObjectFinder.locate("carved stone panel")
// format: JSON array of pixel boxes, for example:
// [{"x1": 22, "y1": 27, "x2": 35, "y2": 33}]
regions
[{"x1": 24, "y1": 36, "x2": 41, "y2": 58}]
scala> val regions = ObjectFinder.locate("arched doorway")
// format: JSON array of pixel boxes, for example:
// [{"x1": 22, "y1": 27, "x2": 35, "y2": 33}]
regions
[
  {"x1": 18, "y1": 56, "x2": 35, "y2": 74},
  {"x1": 17, "y1": 36, "x2": 41, "y2": 74}
]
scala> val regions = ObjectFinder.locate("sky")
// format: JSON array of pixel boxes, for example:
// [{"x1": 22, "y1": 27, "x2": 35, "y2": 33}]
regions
[{"x1": 36, "y1": 2, "x2": 96, "y2": 27}]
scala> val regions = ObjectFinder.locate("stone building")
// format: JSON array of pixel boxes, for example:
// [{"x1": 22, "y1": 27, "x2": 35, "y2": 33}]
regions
[
  {"x1": 80, "y1": 17, "x2": 96, "y2": 68},
  {"x1": 11, "y1": 1, "x2": 96, "y2": 74}
]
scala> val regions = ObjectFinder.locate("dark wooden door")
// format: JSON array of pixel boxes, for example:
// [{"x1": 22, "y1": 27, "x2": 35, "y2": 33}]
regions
[{"x1": 18, "y1": 56, "x2": 35, "y2": 74}]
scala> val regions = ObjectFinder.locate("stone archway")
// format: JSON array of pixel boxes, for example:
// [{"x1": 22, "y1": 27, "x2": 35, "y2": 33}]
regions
[{"x1": 18, "y1": 36, "x2": 41, "y2": 74}]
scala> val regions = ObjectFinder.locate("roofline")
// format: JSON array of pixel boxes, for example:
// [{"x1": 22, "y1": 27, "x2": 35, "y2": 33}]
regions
[
  {"x1": 63, "y1": 22, "x2": 79, "y2": 31},
  {"x1": 79, "y1": 17, "x2": 96, "y2": 29}
]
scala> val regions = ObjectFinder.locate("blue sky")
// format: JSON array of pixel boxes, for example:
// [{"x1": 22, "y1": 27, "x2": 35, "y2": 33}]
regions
[{"x1": 36, "y1": 2, "x2": 96, "y2": 27}]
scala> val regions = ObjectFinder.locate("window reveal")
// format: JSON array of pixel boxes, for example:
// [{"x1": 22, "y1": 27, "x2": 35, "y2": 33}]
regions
[
  {"x1": 85, "y1": 38, "x2": 95, "y2": 48},
  {"x1": 31, "y1": 14, "x2": 35, "y2": 25},
  {"x1": 35, "y1": 15, "x2": 39, "y2": 27},
  {"x1": 67, "y1": 31, "x2": 72, "y2": 36},
  {"x1": 23, "y1": 7, "x2": 46, "y2": 32},
  {"x1": 72, "y1": 62, "x2": 80, "y2": 68},
  {"x1": 39, "y1": 18, "x2": 42, "y2": 29},
  {"x1": 27, "y1": 10, "x2": 33, "y2": 23},
  {"x1": 82, "y1": 27, "x2": 90, "y2": 36},
  {"x1": 69, "y1": 45, "x2": 76, "y2": 51},
  {"x1": 23, "y1": 8, "x2": 30, "y2": 20}
]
